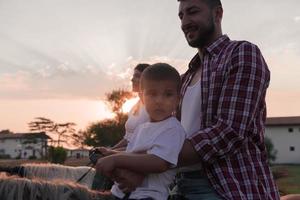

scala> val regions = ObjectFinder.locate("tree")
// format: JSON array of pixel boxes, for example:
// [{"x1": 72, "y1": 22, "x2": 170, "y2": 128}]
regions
[
  {"x1": 28, "y1": 117, "x2": 77, "y2": 147},
  {"x1": 105, "y1": 89, "x2": 134, "y2": 123},
  {"x1": 71, "y1": 130, "x2": 91, "y2": 149},
  {"x1": 28, "y1": 117, "x2": 54, "y2": 132},
  {"x1": 84, "y1": 89, "x2": 133, "y2": 147},
  {"x1": 0, "y1": 129, "x2": 13, "y2": 134},
  {"x1": 265, "y1": 137, "x2": 277, "y2": 164},
  {"x1": 84, "y1": 119, "x2": 126, "y2": 147},
  {"x1": 52, "y1": 122, "x2": 76, "y2": 147}
]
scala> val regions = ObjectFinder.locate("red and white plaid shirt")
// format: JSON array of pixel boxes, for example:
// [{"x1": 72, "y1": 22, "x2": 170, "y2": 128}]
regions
[{"x1": 178, "y1": 35, "x2": 280, "y2": 200}]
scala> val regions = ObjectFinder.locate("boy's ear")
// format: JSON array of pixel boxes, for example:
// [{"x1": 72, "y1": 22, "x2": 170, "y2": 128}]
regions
[{"x1": 176, "y1": 94, "x2": 180, "y2": 105}]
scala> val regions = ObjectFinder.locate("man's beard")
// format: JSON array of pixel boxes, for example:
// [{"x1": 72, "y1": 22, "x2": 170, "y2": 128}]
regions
[{"x1": 187, "y1": 16, "x2": 215, "y2": 48}]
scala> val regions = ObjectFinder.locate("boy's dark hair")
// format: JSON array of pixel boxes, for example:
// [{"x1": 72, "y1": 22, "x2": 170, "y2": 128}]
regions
[
  {"x1": 134, "y1": 63, "x2": 150, "y2": 72},
  {"x1": 140, "y1": 63, "x2": 181, "y2": 92},
  {"x1": 177, "y1": 0, "x2": 221, "y2": 9}
]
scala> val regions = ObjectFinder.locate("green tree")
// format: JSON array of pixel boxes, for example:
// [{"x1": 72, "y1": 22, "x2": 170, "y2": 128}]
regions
[
  {"x1": 85, "y1": 118, "x2": 126, "y2": 147},
  {"x1": 84, "y1": 89, "x2": 132, "y2": 147},
  {"x1": 105, "y1": 89, "x2": 134, "y2": 123},
  {"x1": 265, "y1": 137, "x2": 277, "y2": 164},
  {"x1": 48, "y1": 146, "x2": 67, "y2": 164}
]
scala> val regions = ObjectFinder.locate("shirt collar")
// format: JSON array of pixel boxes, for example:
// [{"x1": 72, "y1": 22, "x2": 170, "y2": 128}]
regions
[
  {"x1": 205, "y1": 34, "x2": 230, "y2": 56},
  {"x1": 188, "y1": 35, "x2": 230, "y2": 71}
]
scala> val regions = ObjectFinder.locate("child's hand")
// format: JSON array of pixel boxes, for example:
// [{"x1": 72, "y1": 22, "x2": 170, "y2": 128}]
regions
[
  {"x1": 95, "y1": 155, "x2": 116, "y2": 177},
  {"x1": 113, "y1": 168, "x2": 145, "y2": 192},
  {"x1": 93, "y1": 147, "x2": 116, "y2": 156}
]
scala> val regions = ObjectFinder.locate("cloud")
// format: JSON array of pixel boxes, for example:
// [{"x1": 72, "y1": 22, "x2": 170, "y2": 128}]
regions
[
  {"x1": 0, "y1": 55, "x2": 191, "y2": 100},
  {"x1": 294, "y1": 16, "x2": 300, "y2": 22},
  {"x1": 0, "y1": 71, "x2": 31, "y2": 91},
  {"x1": 0, "y1": 64, "x2": 127, "y2": 100}
]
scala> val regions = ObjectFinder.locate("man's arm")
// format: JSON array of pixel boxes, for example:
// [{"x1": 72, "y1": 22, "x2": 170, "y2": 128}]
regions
[
  {"x1": 184, "y1": 42, "x2": 270, "y2": 164},
  {"x1": 177, "y1": 140, "x2": 201, "y2": 167}
]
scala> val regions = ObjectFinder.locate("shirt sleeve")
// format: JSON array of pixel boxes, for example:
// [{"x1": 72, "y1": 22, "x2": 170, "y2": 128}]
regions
[
  {"x1": 188, "y1": 42, "x2": 270, "y2": 164},
  {"x1": 148, "y1": 125, "x2": 186, "y2": 166}
]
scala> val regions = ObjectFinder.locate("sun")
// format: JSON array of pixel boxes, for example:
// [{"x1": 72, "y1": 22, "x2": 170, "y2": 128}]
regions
[{"x1": 122, "y1": 97, "x2": 139, "y2": 113}]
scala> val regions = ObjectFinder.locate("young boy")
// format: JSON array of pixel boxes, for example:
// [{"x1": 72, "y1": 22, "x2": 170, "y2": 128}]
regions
[{"x1": 95, "y1": 63, "x2": 186, "y2": 200}]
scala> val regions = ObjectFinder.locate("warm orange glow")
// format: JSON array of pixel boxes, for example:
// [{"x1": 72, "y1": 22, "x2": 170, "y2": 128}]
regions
[{"x1": 122, "y1": 97, "x2": 139, "y2": 113}]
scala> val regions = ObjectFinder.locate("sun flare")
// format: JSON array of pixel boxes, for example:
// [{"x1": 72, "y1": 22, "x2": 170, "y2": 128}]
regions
[{"x1": 122, "y1": 97, "x2": 139, "y2": 113}]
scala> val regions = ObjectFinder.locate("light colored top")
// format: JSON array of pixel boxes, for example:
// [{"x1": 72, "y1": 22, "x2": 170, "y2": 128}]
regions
[
  {"x1": 111, "y1": 117, "x2": 186, "y2": 200},
  {"x1": 124, "y1": 101, "x2": 149, "y2": 141},
  {"x1": 179, "y1": 78, "x2": 202, "y2": 172}
]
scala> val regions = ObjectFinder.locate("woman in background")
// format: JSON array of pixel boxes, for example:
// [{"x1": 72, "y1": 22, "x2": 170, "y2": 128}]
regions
[{"x1": 99, "y1": 63, "x2": 150, "y2": 153}]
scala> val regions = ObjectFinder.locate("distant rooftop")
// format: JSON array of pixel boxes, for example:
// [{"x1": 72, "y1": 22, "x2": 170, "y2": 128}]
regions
[
  {"x1": 0, "y1": 132, "x2": 51, "y2": 140},
  {"x1": 266, "y1": 116, "x2": 300, "y2": 126}
]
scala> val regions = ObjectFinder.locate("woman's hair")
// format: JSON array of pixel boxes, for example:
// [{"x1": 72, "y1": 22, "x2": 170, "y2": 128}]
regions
[{"x1": 134, "y1": 63, "x2": 150, "y2": 72}]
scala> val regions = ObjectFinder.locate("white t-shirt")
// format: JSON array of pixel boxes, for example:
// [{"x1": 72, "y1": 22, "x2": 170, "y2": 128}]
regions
[
  {"x1": 111, "y1": 117, "x2": 186, "y2": 200},
  {"x1": 124, "y1": 102, "x2": 149, "y2": 141},
  {"x1": 179, "y1": 78, "x2": 202, "y2": 172}
]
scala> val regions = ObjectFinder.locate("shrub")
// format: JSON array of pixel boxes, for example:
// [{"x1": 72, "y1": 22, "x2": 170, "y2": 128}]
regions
[
  {"x1": 48, "y1": 146, "x2": 67, "y2": 164},
  {"x1": 265, "y1": 137, "x2": 277, "y2": 164},
  {"x1": 29, "y1": 155, "x2": 37, "y2": 160},
  {"x1": 0, "y1": 154, "x2": 11, "y2": 159}
]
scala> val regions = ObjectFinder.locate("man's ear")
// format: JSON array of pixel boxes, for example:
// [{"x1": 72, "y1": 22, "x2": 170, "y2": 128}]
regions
[{"x1": 213, "y1": 5, "x2": 223, "y2": 24}]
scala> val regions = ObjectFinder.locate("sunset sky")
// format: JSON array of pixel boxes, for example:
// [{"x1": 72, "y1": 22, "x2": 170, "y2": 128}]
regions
[{"x1": 0, "y1": 0, "x2": 300, "y2": 133}]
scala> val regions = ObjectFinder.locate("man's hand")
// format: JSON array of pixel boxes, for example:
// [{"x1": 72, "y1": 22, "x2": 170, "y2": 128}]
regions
[
  {"x1": 95, "y1": 155, "x2": 116, "y2": 178},
  {"x1": 113, "y1": 168, "x2": 145, "y2": 193}
]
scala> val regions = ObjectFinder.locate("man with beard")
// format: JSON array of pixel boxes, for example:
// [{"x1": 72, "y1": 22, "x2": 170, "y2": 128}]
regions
[
  {"x1": 114, "y1": 0, "x2": 280, "y2": 199},
  {"x1": 170, "y1": 0, "x2": 280, "y2": 199}
]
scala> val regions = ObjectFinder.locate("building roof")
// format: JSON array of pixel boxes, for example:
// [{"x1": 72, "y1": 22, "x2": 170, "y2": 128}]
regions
[
  {"x1": 266, "y1": 116, "x2": 300, "y2": 126},
  {"x1": 0, "y1": 132, "x2": 51, "y2": 140}
]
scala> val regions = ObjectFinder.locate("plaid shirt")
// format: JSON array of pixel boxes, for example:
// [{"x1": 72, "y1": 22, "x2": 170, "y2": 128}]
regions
[{"x1": 178, "y1": 35, "x2": 280, "y2": 200}]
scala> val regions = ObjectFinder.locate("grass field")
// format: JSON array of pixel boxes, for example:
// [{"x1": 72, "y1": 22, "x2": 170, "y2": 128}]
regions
[{"x1": 273, "y1": 165, "x2": 300, "y2": 195}]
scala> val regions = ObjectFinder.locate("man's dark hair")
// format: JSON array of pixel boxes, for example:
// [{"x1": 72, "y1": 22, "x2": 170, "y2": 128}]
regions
[
  {"x1": 140, "y1": 63, "x2": 181, "y2": 92},
  {"x1": 177, "y1": 0, "x2": 222, "y2": 8},
  {"x1": 134, "y1": 63, "x2": 150, "y2": 72}
]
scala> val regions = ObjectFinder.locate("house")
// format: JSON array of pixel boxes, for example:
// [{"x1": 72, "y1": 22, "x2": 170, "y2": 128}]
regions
[
  {"x1": 265, "y1": 116, "x2": 300, "y2": 164},
  {"x1": 0, "y1": 131, "x2": 50, "y2": 159},
  {"x1": 67, "y1": 148, "x2": 90, "y2": 159}
]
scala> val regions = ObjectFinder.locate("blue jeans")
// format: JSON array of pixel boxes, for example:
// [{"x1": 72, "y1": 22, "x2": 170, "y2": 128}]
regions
[{"x1": 169, "y1": 172, "x2": 221, "y2": 200}]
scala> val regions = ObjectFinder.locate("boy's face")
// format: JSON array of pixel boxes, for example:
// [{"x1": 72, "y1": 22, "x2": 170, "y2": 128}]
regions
[{"x1": 141, "y1": 79, "x2": 179, "y2": 122}]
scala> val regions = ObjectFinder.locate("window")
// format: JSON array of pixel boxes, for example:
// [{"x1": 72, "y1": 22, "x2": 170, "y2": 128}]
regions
[
  {"x1": 290, "y1": 146, "x2": 295, "y2": 151},
  {"x1": 0, "y1": 149, "x2": 5, "y2": 154},
  {"x1": 288, "y1": 128, "x2": 294, "y2": 133}
]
